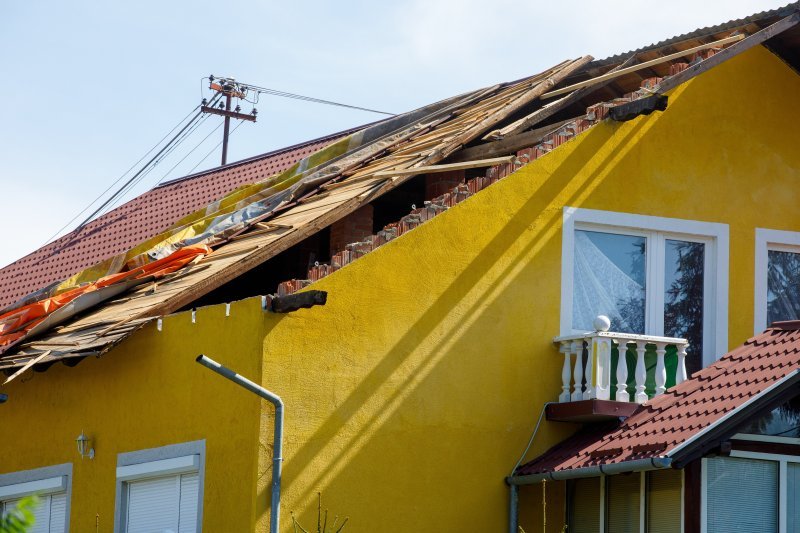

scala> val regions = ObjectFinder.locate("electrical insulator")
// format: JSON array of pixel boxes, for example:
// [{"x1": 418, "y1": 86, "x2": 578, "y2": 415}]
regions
[{"x1": 235, "y1": 105, "x2": 241, "y2": 113}]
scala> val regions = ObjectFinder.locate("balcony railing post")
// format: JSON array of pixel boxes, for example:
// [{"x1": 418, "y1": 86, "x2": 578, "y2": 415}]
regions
[
  {"x1": 571, "y1": 340, "x2": 584, "y2": 401},
  {"x1": 583, "y1": 340, "x2": 594, "y2": 400},
  {"x1": 655, "y1": 342, "x2": 667, "y2": 396},
  {"x1": 677, "y1": 343, "x2": 688, "y2": 384},
  {"x1": 634, "y1": 341, "x2": 648, "y2": 404},
  {"x1": 592, "y1": 336, "x2": 612, "y2": 400},
  {"x1": 559, "y1": 341, "x2": 572, "y2": 403},
  {"x1": 615, "y1": 339, "x2": 630, "y2": 403}
]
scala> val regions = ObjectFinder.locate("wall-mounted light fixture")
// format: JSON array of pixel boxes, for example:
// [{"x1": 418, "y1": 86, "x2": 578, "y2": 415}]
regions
[{"x1": 76, "y1": 431, "x2": 95, "y2": 460}]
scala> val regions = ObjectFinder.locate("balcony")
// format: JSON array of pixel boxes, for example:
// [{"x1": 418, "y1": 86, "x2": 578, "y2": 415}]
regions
[{"x1": 551, "y1": 316, "x2": 690, "y2": 421}]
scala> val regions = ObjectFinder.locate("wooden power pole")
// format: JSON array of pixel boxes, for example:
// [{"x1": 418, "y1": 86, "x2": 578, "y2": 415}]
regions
[{"x1": 201, "y1": 76, "x2": 257, "y2": 166}]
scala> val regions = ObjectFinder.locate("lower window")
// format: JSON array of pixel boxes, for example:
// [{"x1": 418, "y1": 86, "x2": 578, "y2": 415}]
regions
[
  {"x1": 115, "y1": 441, "x2": 204, "y2": 533},
  {"x1": 0, "y1": 465, "x2": 71, "y2": 533},
  {"x1": 566, "y1": 469, "x2": 682, "y2": 533},
  {"x1": 705, "y1": 455, "x2": 800, "y2": 533}
]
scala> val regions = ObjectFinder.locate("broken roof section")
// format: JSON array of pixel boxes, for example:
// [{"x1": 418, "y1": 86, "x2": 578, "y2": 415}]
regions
[
  {"x1": 0, "y1": 129, "x2": 358, "y2": 309},
  {"x1": 512, "y1": 321, "x2": 800, "y2": 481},
  {"x1": 1, "y1": 5, "x2": 799, "y2": 378}
]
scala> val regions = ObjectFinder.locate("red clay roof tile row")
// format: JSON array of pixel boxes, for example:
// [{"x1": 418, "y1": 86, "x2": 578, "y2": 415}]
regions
[
  {"x1": 516, "y1": 323, "x2": 800, "y2": 476},
  {"x1": 0, "y1": 129, "x2": 358, "y2": 309}
]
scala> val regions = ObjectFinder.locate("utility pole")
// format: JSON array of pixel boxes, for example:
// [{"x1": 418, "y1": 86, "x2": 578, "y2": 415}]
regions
[{"x1": 201, "y1": 76, "x2": 257, "y2": 166}]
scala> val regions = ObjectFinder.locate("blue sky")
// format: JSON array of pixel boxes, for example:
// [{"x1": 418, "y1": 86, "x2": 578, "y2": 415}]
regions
[{"x1": 0, "y1": 0, "x2": 788, "y2": 268}]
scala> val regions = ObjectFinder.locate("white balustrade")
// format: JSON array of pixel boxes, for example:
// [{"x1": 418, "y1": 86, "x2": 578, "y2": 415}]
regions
[{"x1": 554, "y1": 315, "x2": 690, "y2": 405}]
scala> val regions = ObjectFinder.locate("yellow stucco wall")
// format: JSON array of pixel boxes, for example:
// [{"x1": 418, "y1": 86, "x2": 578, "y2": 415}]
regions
[
  {"x1": 0, "y1": 45, "x2": 799, "y2": 533},
  {"x1": 0, "y1": 299, "x2": 267, "y2": 532}
]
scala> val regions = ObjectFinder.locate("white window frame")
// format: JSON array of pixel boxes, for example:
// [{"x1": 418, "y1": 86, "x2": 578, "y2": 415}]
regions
[
  {"x1": 561, "y1": 208, "x2": 729, "y2": 366},
  {"x1": 113, "y1": 440, "x2": 205, "y2": 533},
  {"x1": 0, "y1": 463, "x2": 72, "y2": 533},
  {"x1": 754, "y1": 228, "x2": 800, "y2": 334},
  {"x1": 702, "y1": 452, "x2": 800, "y2": 533}
]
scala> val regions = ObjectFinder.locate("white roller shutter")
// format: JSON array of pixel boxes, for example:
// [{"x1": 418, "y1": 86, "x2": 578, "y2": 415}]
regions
[
  {"x1": 706, "y1": 456, "x2": 777, "y2": 533},
  {"x1": 2, "y1": 492, "x2": 68, "y2": 533},
  {"x1": 124, "y1": 472, "x2": 199, "y2": 533},
  {"x1": 178, "y1": 473, "x2": 199, "y2": 533}
]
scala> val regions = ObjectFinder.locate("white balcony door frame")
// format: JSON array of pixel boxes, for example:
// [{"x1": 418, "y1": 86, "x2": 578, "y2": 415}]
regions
[
  {"x1": 754, "y1": 228, "x2": 800, "y2": 334},
  {"x1": 561, "y1": 208, "x2": 729, "y2": 367}
]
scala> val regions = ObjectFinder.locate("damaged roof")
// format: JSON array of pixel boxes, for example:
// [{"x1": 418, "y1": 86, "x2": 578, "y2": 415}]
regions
[
  {"x1": 0, "y1": 129, "x2": 357, "y2": 309},
  {"x1": 514, "y1": 322, "x2": 800, "y2": 478},
  {"x1": 1, "y1": 5, "x2": 799, "y2": 379}
]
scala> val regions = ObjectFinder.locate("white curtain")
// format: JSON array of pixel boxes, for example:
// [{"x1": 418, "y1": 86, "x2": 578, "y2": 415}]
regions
[{"x1": 573, "y1": 231, "x2": 644, "y2": 333}]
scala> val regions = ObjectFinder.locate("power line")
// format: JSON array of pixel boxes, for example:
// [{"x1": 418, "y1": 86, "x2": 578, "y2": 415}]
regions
[
  {"x1": 155, "y1": 121, "x2": 224, "y2": 186},
  {"x1": 91, "y1": 112, "x2": 215, "y2": 220},
  {"x1": 248, "y1": 84, "x2": 396, "y2": 116},
  {"x1": 41, "y1": 103, "x2": 207, "y2": 247},
  {"x1": 186, "y1": 119, "x2": 247, "y2": 176},
  {"x1": 203, "y1": 76, "x2": 395, "y2": 116},
  {"x1": 73, "y1": 109, "x2": 208, "y2": 231}
]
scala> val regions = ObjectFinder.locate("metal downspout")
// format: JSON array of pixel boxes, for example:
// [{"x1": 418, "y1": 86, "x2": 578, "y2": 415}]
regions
[
  {"x1": 196, "y1": 354, "x2": 284, "y2": 533},
  {"x1": 508, "y1": 483, "x2": 518, "y2": 533}
]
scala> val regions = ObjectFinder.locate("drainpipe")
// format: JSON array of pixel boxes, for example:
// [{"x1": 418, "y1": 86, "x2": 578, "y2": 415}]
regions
[{"x1": 196, "y1": 354, "x2": 284, "y2": 533}]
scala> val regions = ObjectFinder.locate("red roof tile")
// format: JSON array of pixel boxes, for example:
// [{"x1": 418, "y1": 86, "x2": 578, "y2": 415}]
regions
[
  {"x1": 0, "y1": 129, "x2": 357, "y2": 309},
  {"x1": 516, "y1": 321, "x2": 800, "y2": 476}
]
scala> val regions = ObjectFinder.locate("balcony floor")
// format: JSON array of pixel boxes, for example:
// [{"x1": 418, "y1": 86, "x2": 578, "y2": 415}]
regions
[{"x1": 546, "y1": 399, "x2": 641, "y2": 423}]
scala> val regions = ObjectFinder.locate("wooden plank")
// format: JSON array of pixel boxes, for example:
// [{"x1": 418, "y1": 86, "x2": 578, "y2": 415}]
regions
[
  {"x1": 371, "y1": 155, "x2": 515, "y2": 178},
  {"x1": 448, "y1": 118, "x2": 578, "y2": 162},
  {"x1": 487, "y1": 55, "x2": 638, "y2": 139},
  {"x1": 540, "y1": 34, "x2": 744, "y2": 99},
  {"x1": 657, "y1": 13, "x2": 800, "y2": 93},
  {"x1": 3, "y1": 350, "x2": 51, "y2": 385},
  {"x1": 439, "y1": 56, "x2": 594, "y2": 160}
]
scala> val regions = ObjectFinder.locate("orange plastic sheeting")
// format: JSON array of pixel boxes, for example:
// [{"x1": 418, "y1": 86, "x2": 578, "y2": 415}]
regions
[{"x1": 0, "y1": 245, "x2": 210, "y2": 350}]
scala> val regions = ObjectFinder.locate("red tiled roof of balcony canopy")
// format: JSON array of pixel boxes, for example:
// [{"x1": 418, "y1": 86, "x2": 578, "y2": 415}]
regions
[
  {"x1": 515, "y1": 320, "x2": 800, "y2": 476},
  {"x1": 0, "y1": 127, "x2": 361, "y2": 309}
]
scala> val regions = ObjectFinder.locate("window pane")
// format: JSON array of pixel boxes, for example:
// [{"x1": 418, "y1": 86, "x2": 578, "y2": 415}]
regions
[
  {"x1": 664, "y1": 239, "x2": 704, "y2": 375},
  {"x1": 606, "y1": 474, "x2": 640, "y2": 533},
  {"x1": 767, "y1": 250, "x2": 800, "y2": 325},
  {"x1": 706, "y1": 457, "x2": 777, "y2": 533},
  {"x1": 738, "y1": 398, "x2": 800, "y2": 438},
  {"x1": 573, "y1": 230, "x2": 646, "y2": 333},
  {"x1": 567, "y1": 477, "x2": 600, "y2": 533}
]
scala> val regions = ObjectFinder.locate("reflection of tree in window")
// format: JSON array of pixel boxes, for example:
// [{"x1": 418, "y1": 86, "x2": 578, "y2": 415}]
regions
[
  {"x1": 767, "y1": 250, "x2": 800, "y2": 325},
  {"x1": 739, "y1": 397, "x2": 800, "y2": 438},
  {"x1": 616, "y1": 240, "x2": 646, "y2": 334},
  {"x1": 664, "y1": 240, "x2": 704, "y2": 375}
]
